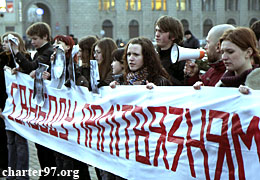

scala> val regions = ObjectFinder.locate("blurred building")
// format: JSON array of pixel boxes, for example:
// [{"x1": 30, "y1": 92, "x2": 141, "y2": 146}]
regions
[{"x1": 0, "y1": 0, "x2": 259, "y2": 43}]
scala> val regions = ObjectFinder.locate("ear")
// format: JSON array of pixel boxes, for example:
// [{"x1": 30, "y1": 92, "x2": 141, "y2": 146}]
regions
[
  {"x1": 170, "y1": 36, "x2": 175, "y2": 41},
  {"x1": 43, "y1": 34, "x2": 48, "y2": 41},
  {"x1": 245, "y1": 47, "x2": 253, "y2": 59},
  {"x1": 215, "y1": 42, "x2": 221, "y2": 53}
]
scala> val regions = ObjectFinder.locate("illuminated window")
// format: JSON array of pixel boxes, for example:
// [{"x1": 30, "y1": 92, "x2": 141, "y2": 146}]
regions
[
  {"x1": 176, "y1": 0, "x2": 191, "y2": 11},
  {"x1": 152, "y1": 0, "x2": 167, "y2": 11},
  {"x1": 99, "y1": 0, "x2": 115, "y2": 11},
  {"x1": 126, "y1": 0, "x2": 141, "y2": 11}
]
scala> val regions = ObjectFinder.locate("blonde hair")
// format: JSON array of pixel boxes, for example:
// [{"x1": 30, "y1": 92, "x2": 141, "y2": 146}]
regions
[{"x1": 1, "y1": 32, "x2": 28, "y2": 54}]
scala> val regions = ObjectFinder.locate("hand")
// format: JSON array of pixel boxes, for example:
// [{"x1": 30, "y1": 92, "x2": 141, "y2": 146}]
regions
[
  {"x1": 42, "y1": 71, "x2": 50, "y2": 80},
  {"x1": 50, "y1": 50, "x2": 57, "y2": 62},
  {"x1": 11, "y1": 67, "x2": 19, "y2": 75},
  {"x1": 146, "y1": 80, "x2": 156, "y2": 90},
  {"x1": 239, "y1": 85, "x2": 251, "y2": 94},
  {"x1": 193, "y1": 81, "x2": 204, "y2": 90},
  {"x1": 30, "y1": 70, "x2": 36, "y2": 79},
  {"x1": 110, "y1": 81, "x2": 119, "y2": 89},
  {"x1": 0, "y1": 108, "x2": 4, "y2": 119},
  {"x1": 9, "y1": 40, "x2": 19, "y2": 55},
  {"x1": 184, "y1": 60, "x2": 199, "y2": 77}
]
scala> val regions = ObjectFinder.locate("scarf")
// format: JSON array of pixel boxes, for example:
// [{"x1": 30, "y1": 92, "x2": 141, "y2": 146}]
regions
[
  {"x1": 126, "y1": 68, "x2": 149, "y2": 85},
  {"x1": 220, "y1": 69, "x2": 253, "y2": 87}
]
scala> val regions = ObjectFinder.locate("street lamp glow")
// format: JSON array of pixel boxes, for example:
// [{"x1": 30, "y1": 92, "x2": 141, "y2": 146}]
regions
[{"x1": 36, "y1": 8, "x2": 44, "y2": 15}]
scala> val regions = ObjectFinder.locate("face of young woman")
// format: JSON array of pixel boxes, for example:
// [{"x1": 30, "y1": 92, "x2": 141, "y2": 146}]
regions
[
  {"x1": 111, "y1": 60, "x2": 123, "y2": 75},
  {"x1": 2, "y1": 36, "x2": 11, "y2": 52},
  {"x1": 221, "y1": 40, "x2": 252, "y2": 75},
  {"x1": 53, "y1": 39, "x2": 70, "y2": 53},
  {"x1": 127, "y1": 43, "x2": 144, "y2": 72},
  {"x1": 94, "y1": 45, "x2": 103, "y2": 64}
]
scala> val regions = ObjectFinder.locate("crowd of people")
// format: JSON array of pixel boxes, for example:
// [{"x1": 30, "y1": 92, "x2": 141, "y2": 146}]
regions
[{"x1": 0, "y1": 15, "x2": 260, "y2": 180}]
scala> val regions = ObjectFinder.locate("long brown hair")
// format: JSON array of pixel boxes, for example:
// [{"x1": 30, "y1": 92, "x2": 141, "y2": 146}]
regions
[
  {"x1": 78, "y1": 35, "x2": 98, "y2": 66},
  {"x1": 91, "y1": 37, "x2": 117, "y2": 81},
  {"x1": 123, "y1": 37, "x2": 170, "y2": 82}
]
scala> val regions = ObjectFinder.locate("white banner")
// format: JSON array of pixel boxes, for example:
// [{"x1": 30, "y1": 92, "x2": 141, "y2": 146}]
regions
[{"x1": 3, "y1": 69, "x2": 260, "y2": 180}]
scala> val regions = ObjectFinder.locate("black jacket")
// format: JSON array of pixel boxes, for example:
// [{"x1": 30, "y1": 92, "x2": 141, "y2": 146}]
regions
[
  {"x1": 0, "y1": 52, "x2": 31, "y2": 110},
  {"x1": 15, "y1": 42, "x2": 53, "y2": 73},
  {"x1": 183, "y1": 35, "x2": 200, "y2": 49},
  {"x1": 158, "y1": 47, "x2": 185, "y2": 85}
]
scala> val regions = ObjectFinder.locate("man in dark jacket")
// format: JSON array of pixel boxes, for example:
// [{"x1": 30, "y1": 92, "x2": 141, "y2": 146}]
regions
[
  {"x1": 155, "y1": 15, "x2": 185, "y2": 85},
  {"x1": 183, "y1": 30, "x2": 200, "y2": 49},
  {"x1": 184, "y1": 24, "x2": 235, "y2": 86}
]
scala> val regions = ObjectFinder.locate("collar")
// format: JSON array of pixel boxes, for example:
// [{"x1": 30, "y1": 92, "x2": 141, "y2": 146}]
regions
[{"x1": 208, "y1": 60, "x2": 225, "y2": 69}]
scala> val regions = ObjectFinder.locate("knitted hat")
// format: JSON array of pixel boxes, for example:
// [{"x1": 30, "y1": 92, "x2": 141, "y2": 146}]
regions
[{"x1": 184, "y1": 30, "x2": 192, "y2": 35}]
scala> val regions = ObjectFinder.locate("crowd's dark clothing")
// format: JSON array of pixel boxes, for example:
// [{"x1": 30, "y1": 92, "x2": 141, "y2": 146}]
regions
[
  {"x1": 75, "y1": 65, "x2": 91, "y2": 89},
  {"x1": 112, "y1": 74, "x2": 124, "y2": 85},
  {"x1": 0, "y1": 52, "x2": 19, "y2": 111},
  {"x1": 15, "y1": 42, "x2": 53, "y2": 73},
  {"x1": 220, "y1": 69, "x2": 254, "y2": 87},
  {"x1": 185, "y1": 60, "x2": 226, "y2": 86},
  {"x1": 97, "y1": 70, "x2": 113, "y2": 88},
  {"x1": 183, "y1": 35, "x2": 200, "y2": 49},
  {"x1": 55, "y1": 152, "x2": 74, "y2": 180},
  {"x1": 6, "y1": 131, "x2": 29, "y2": 180},
  {"x1": 35, "y1": 143, "x2": 57, "y2": 180},
  {"x1": 0, "y1": 66, "x2": 8, "y2": 110},
  {"x1": 0, "y1": 52, "x2": 7, "y2": 169},
  {"x1": 73, "y1": 160, "x2": 91, "y2": 180},
  {"x1": 158, "y1": 46, "x2": 185, "y2": 85},
  {"x1": 0, "y1": 118, "x2": 8, "y2": 172},
  {"x1": 0, "y1": 52, "x2": 31, "y2": 109},
  {"x1": 75, "y1": 63, "x2": 113, "y2": 89},
  {"x1": 0, "y1": 51, "x2": 31, "y2": 180}
]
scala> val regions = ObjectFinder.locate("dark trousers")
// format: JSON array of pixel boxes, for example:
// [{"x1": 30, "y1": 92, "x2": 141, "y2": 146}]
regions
[
  {"x1": 6, "y1": 130, "x2": 29, "y2": 180},
  {"x1": 73, "y1": 159, "x2": 91, "y2": 180},
  {"x1": 55, "y1": 152, "x2": 74, "y2": 180},
  {"x1": 35, "y1": 143, "x2": 57, "y2": 180},
  {"x1": 0, "y1": 118, "x2": 8, "y2": 170}
]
